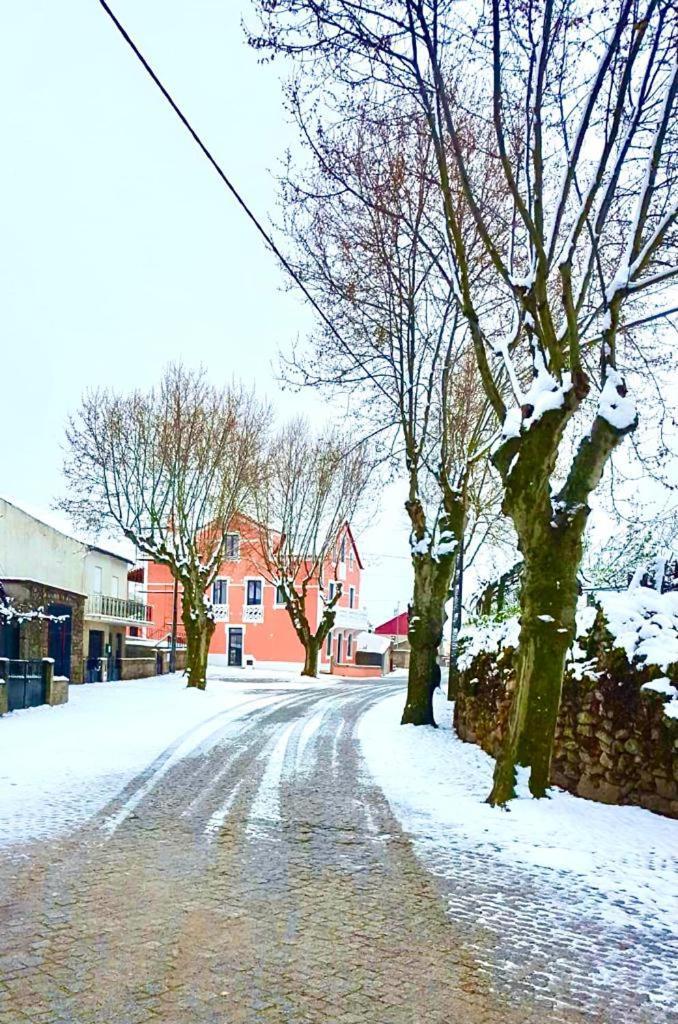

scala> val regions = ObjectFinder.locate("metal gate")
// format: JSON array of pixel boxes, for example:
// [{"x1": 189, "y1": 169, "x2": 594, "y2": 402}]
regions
[{"x1": 7, "y1": 660, "x2": 46, "y2": 712}]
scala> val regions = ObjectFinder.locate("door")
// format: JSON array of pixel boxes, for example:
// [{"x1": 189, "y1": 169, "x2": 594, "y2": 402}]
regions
[
  {"x1": 228, "y1": 628, "x2": 243, "y2": 668},
  {"x1": 0, "y1": 620, "x2": 20, "y2": 659},
  {"x1": 87, "y1": 629, "x2": 104, "y2": 683},
  {"x1": 7, "y1": 660, "x2": 45, "y2": 711},
  {"x1": 114, "y1": 632, "x2": 123, "y2": 681},
  {"x1": 47, "y1": 604, "x2": 72, "y2": 679},
  {"x1": 337, "y1": 632, "x2": 343, "y2": 665}
]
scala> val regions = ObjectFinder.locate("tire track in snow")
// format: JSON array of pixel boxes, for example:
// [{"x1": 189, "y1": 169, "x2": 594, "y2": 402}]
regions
[{"x1": 100, "y1": 693, "x2": 290, "y2": 836}]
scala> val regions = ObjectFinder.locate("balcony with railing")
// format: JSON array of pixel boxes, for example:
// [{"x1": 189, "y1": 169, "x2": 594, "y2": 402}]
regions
[
  {"x1": 86, "y1": 594, "x2": 153, "y2": 625},
  {"x1": 212, "y1": 604, "x2": 230, "y2": 622},
  {"x1": 243, "y1": 604, "x2": 264, "y2": 623}
]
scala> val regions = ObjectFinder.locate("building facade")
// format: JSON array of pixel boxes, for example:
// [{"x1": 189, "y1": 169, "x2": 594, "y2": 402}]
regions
[
  {"x1": 0, "y1": 497, "x2": 151, "y2": 683},
  {"x1": 375, "y1": 610, "x2": 410, "y2": 669},
  {"x1": 142, "y1": 518, "x2": 369, "y2": 671}
]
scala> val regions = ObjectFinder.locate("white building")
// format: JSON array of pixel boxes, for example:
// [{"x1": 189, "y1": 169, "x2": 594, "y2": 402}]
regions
[{"x1": 0, "y1": 497, "x2": 150, "y2": 681}]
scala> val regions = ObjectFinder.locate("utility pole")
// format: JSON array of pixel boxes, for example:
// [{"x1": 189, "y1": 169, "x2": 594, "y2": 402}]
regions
[
  {"x1": 169, "y1": 577, "x2": 178, "y2": 674},
  {"x1": 448, "y1": 539, "x2": 464, "y2": 699}
]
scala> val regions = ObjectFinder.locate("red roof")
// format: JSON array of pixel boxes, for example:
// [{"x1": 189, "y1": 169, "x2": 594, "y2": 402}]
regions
[
  {"x1": 343, "y1": 521, "x2": 364, "y2": 569},
  {"x1": 375, "y1": 611, "x2": 409, "y2": 636}
]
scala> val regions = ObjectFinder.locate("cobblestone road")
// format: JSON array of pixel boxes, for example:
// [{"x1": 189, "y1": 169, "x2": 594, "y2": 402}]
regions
[{"x1": 0, "y1": 681, "x2": 670, "y2": 1023}]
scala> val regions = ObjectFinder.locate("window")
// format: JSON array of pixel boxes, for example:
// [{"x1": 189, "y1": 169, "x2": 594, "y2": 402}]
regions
[
  {"x1": 328, "y1": 581, "x2": 336, "y2": 602},
  {"x1": 349, "y1": 548, "x2": 354, "y2": 570},
  {"x1": 347, "y1": 633, "x2": 352, "y2": 658},
  {"x1": 225, "y1": 533, "x2": 240, "y2": 560},
  {"x1": 246, "y1": 579, "x2": 262, "y2": 606},
  {"x1": 93, "y1": 566, "x2": 103, "y2": 595},
  {"x1": 111, "y1": 575, "x2": 119, "y2": 599},
  {"x1": 212, "y1": 579, "x2": 228, "y2": 604},
  {"x1": 339, "y1": 536, "x2": 346, "y2": 562},
  {"x1": 275, "y1": 584, "x2": 286, "y2": 606},
  {"x1": 349, "y1": 586, "x2": 355, "y2": 609},
  {"x1": 326, "y1": 632, "x2": 332, "y2": 656}
]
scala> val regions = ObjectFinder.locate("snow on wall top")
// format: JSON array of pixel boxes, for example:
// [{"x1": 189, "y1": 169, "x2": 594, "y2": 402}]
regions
[
  {"x1": 598, "y1": 587, "x2": 678, "y2": 672},
  {"x1": 458, "y1": 587, "x2": 678, "y2": 676}
]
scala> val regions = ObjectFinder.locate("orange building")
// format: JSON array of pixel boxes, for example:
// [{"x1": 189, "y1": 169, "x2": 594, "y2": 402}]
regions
[{"x1": 140, "y1": 518, "x2": 368, "y2": 671}]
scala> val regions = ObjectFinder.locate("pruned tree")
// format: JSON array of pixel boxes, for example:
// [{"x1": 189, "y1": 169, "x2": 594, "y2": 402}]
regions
[
  {"x1": 61, "y1": 364, "x2": 264, "y2": 689},
  {"x1": 273, "y1": 99, "x2": 500, "y2": 724},
  {"x1": 253, "y1": 0, "x2": 678, "y2": 802},
  {"x1": 252, "y1": 418, "x2": 371, "y2": 677}
]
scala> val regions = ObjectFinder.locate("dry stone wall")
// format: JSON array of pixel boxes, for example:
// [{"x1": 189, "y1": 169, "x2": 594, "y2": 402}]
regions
[{"x1": 454, "y1": 610, "x2": 678, "y2": 817}]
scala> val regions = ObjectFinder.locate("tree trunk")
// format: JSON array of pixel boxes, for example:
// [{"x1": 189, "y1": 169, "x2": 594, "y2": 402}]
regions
[
  {"x1": 401, "y1": 554, "x2": 452, "y2": 726},
  {"x1": 488, "y1": 526, "x2": 583, "y2": 804},
  {"x1": 489, "y1": 407, "x2": 634, "y2": 804},
  {"x1": 182, "y1": 596, "x2": 216, "y2": 691},
  {"x1": 301, "y1": 636, "x2": 320, "y2": 677}
]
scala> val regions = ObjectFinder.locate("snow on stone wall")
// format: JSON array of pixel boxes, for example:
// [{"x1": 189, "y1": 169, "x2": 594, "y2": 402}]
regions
[{"x1": 454, "y1": 587, "x2": 678, "y2": 817}]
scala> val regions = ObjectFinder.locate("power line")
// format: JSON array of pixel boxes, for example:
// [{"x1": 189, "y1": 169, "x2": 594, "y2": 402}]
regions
[{"x1": 96, "y1": 1, "x2": 390, "y2": 402}]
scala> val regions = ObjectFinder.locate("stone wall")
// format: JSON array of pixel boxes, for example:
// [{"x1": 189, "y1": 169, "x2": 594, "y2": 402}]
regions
[
  {"x1": 120, "y1": 658, "x2": 158, "y2": 681},
  {"x1": 3, "y1": 580, "x2": 85, "y2": 683},
  {"x1": 454, "y1": 620, "x2": 678, "y2": 818},
  {"x1": 123, "y1": 643, "x2": 188, "y2": 677}
]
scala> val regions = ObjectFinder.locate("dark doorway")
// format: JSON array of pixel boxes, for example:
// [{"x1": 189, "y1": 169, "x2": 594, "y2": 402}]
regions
[
  {"x1": 0, "y1": 620, "x2": 20, "y2": 660},
  {"x1": 228, "y1": 628, "x2": 243, "y2": 668},
  {"x1": 113, "y1": 632, "x2": 123, "y2": 681},
  {"x1": 47, "y1": 604, "x2": 72, "y2": 679},
  {"x1": 87, "y1": 629, "x2": 104, "y2": 683}
]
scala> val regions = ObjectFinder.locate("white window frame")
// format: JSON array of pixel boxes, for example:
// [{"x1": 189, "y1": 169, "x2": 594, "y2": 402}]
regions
[
  {"x1": 274, "y1": 582, "x2": 287, "y2": 607},
  {"x1": 245, "y1": 577, "x2": 264, "y2": 607},
  {"x1": 225, "y1": 532, "x2": 241, "y2": 560},
  {"x1": 93, "y1": 565, "x2": 103, "y2": 595},
  {"x1": 212, "y1": 577, "x2": 229, "y2": 605},
  {"x1": 328, "y1": 581, "x2": 337, "y2": 602}
]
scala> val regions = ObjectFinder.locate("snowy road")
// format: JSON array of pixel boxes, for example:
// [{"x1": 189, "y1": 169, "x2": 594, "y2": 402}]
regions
[{"x1": 0, "y1": 674, "x2": 674, "y2": 1023}]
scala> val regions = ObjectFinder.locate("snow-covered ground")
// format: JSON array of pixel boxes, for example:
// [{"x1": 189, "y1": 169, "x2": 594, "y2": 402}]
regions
[
  {"x1": 0, "y1": 670, "x2": 335, "y2": 848},
  {"x1": 359, "y1": 688, "x2": 678, "y2": 934}
]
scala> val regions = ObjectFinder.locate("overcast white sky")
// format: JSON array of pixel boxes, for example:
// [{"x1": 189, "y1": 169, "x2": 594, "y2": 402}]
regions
[{"x1": 0, "y1": 0, "x2": 415, "y2": 623}]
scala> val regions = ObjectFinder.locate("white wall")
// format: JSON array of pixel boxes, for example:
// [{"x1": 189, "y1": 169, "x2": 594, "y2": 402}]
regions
[
  {"x1": 0, "y1": 497, "x2": 130, "y2": 599},
  {"x1": 0, "y1": 497, "x2": 85, "y2": 594},
  {"x1": 83, "y1": 549, "x2": 130, "y2": 600}
]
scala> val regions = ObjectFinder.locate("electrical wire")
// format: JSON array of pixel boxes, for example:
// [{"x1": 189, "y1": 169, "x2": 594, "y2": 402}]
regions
[{"x1": 96, "y1": 1, "x2": 391, "y2": 402}]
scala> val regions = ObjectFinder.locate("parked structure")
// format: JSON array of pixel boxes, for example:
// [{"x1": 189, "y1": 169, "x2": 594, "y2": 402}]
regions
[
  {"x1": 142, "y1": 517, "x2": 370, "y2": 672},
  {"x1": 0, "y1": 497, "x2": 151, "y2": 687},
  {"x1": 351, "y1": 632, "x2": 392, "y2": 677},
  {"x1": 375, "y1": 611, "x2": 410, "y2": 669}
]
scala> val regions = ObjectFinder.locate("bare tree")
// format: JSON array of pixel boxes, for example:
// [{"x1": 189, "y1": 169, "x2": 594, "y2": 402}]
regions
[
  {"x1": 274, "y1": 99, "x2": 499, "y2": 722},
  {"x1": 253, "y1": 0, "x2": 678, "y2": 802},
  {"x1": 252, "y1": 419, "x2": 372, "y2": 677},
  {"x1": 61, "y1": 364, "x2": 264, "y2": 690}
]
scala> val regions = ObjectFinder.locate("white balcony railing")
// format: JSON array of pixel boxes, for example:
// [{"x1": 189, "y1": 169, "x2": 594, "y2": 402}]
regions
[
  {"x1": 333, "y1": 606, "x2": 369, "y2": 631},
  {"x1": 243, "y1": 605, "x2": 264, "y2": 623},
  {"x1": 86, "y1": 594, "x2": 152, "y2": 625},
  {"x1": 212, "y1": 604, "x2": 230, "y2": 622}
]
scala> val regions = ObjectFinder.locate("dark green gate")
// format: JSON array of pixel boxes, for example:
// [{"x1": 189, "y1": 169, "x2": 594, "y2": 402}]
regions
[{"x1": 7, "y1": 659, "x2": 46, "y2": 712}]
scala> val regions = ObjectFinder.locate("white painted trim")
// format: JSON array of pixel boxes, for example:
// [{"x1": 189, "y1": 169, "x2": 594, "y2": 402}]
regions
[{"x1": 243, "y1": 575, "x2": 265, "y2": 607}]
